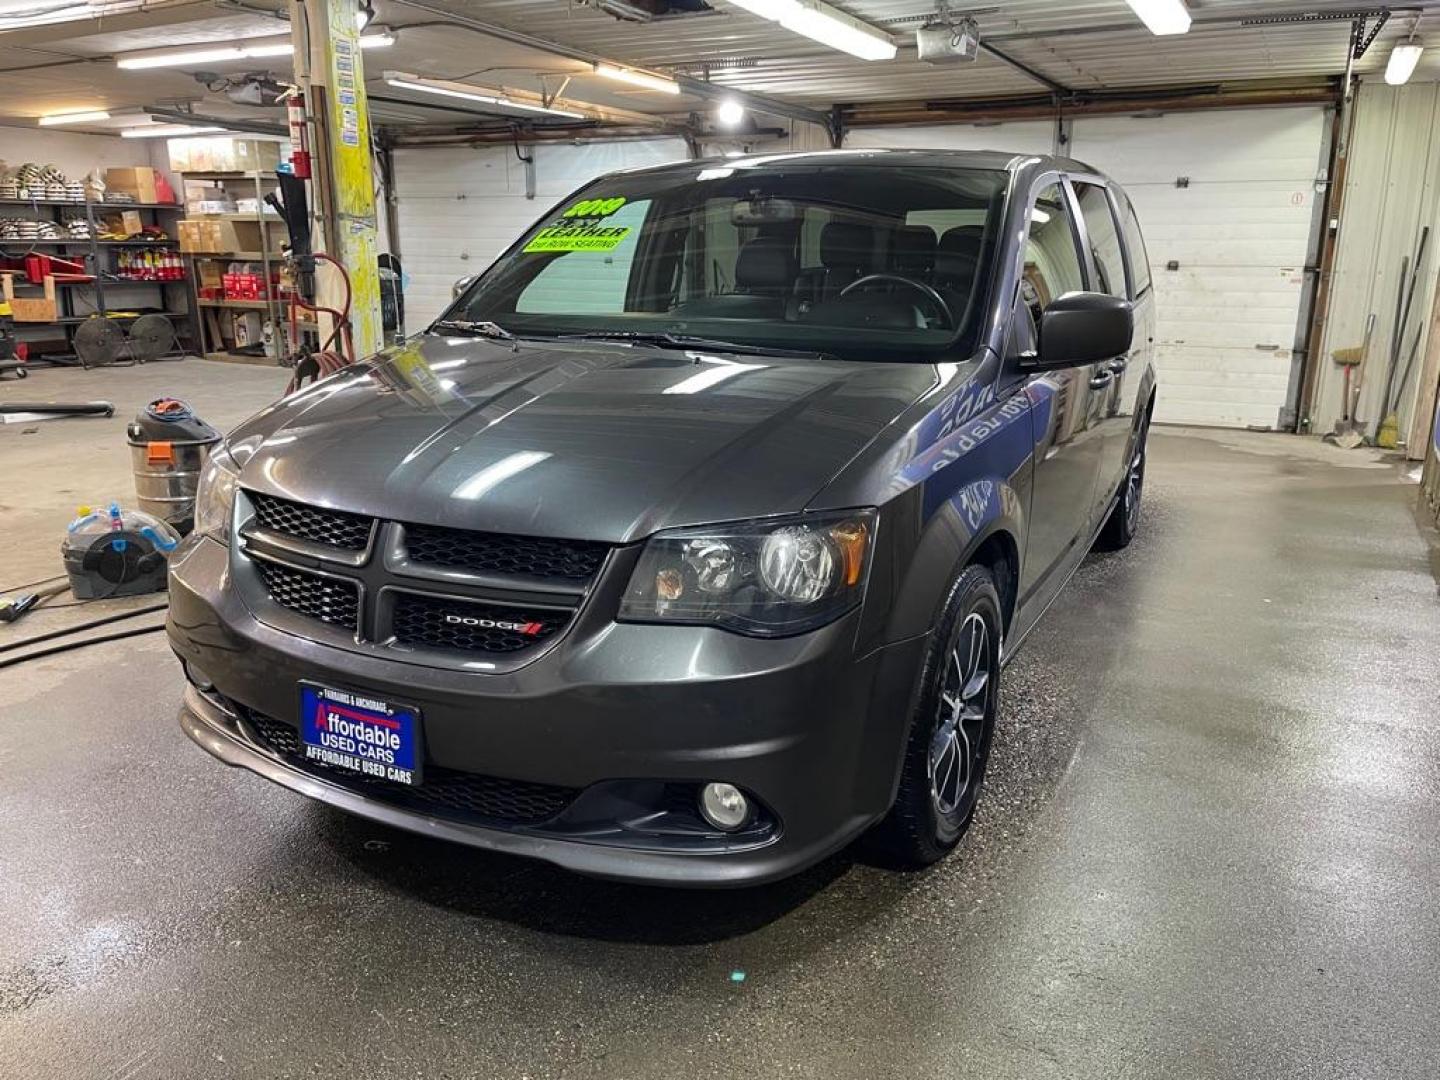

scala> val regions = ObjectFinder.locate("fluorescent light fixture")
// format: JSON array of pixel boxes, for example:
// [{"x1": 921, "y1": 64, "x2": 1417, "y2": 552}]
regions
[
  {"x1": 1386, "y1": 42, "x2": 1424, "y2": 85},
  {"x1": 121, "y1": 124, "x2": 224, "y2": 138},
  {"x1": 716, "y1": 98, "x2": 746, "y2": 127},
  {"x1": 726, "y1": 0, "x2": 802, "y2": 17},
  {"x1": 725, "y1": 0, "x2": 895, "y2": 61},
  {"x1": 38, "y1": 110, "x2": 111, "y2": 126},
  {"x1": 593, "y1": 62, "x2": 681, "y2": 94},
  {"x1": 384, "y1": 73, "x2": 586, "y2": 119},
  {"x1": 780, "y1": 3, "x2": 897, "y2": 60},
  {"x1": 1123, "y1": 0, "x2": 1191, "y2": 36},
  {"x1": 118, "y1": 45, "x2": 246, "y2": 69},
  {"x1": 117, "y1": 32, "x2": 392, "y2": 69}
]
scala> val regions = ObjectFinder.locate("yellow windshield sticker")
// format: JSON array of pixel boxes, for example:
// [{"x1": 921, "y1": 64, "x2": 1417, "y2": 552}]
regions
[
  {"x1": 524, "y1": 224, "x2": 631, "y2": 252},
  {"x1": 563, "y1": 196, "x2": 627, "y2": 218}
]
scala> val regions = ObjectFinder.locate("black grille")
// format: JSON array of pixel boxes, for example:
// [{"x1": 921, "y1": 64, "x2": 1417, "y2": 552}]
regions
[
  {"x1": 403, "y1": 522, "x2": 608, "y2": 582},
  {"x1": 253, "y1": 558, "x2": 359, "y2": 630},
  {"x1": 391, "y1": 592, "x2": 569, "y2": 654},
  {"x1": 243, "y1": 710, "x2": 577, "y2": 826},
  {"x1": 251, "y1": 492, "x2": 374, "y2": 551}
]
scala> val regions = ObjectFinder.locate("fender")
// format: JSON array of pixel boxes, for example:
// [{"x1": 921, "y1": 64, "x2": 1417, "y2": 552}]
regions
[{"x1": 883, "y1": 382, "x2": 1034, "y2": 645}]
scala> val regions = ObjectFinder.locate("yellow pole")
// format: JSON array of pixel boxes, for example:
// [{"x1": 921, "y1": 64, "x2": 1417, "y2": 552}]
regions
[{"x1": 294, "y1": 0, "x2": 383, "y2": 357}]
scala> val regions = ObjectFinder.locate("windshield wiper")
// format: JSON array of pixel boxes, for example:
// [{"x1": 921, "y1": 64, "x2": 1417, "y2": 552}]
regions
[
  {"x1": 554, "y1": 330, "x2": 833, "y2": 360},
  {"x1": 432, "y1": 319, "x2": 516, "y2": 341}
]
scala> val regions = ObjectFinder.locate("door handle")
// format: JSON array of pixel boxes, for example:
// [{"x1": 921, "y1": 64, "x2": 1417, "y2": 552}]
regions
[{"x1": 1088, "y1": 370, "x2": 1113, "y2": 390}]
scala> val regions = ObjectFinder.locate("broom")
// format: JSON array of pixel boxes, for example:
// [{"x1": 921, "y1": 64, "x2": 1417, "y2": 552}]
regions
[{"x1": 1331, "y1": 313, "x2": 1375, "y2": 448}]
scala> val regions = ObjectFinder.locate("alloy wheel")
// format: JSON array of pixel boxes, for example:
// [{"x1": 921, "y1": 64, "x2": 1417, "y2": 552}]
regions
[
  {"x1": 928, "y1": 612, "x2": 991, "y2": 816},
  {"x1": 1124, "y1": 435, "x2": 1147, "y2": 533}
]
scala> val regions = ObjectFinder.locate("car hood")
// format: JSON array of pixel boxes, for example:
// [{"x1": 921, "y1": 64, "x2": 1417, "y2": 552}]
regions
[{"x1": 228, "y1": 333, "x2": 940, "y2": 544}]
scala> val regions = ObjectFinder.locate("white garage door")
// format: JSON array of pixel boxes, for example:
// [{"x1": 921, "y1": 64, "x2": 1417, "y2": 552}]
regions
[
  {"x1": 394, "y1": 138, "x2": 689, "y2": 327},
  {"x1": 848, "y1": 109, "x2": 1327, "y2": 429},
  {"x1": 1070, "y1": 108, "x2": 1328, "y2": 429}
]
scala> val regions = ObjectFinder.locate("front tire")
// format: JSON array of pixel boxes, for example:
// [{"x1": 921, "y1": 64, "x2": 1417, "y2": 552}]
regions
[{"x1": 869, "y1": 563, "x2": 1002, "y2": 867}]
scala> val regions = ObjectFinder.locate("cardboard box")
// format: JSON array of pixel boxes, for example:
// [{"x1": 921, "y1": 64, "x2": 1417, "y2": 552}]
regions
[
  {"x1": 178, "y1": 219, "x2": 208, "y2": 253},
  {"x1": 103, "y1": 210, "x2": 144, "y2": 238},
  {"x1": 196, "y1": 261, "x2": 224, "y2": 290},
  {"x1": 1, "y1": 273, "x2": 58, "y2": 323},
  {"x1": 105, "y1": 166, "x2": 163, "y2": 205},
  {"x1": 169, "y1": 137, "x2": 284, "y2": 174}
]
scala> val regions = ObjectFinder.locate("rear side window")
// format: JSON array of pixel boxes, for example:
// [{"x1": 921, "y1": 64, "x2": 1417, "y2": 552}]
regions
[
  {"x1": 1073, "y1": 182, "x2": 1127, "y2": 300},
  {"x1": 1020, "y1": 184, "x2": 1086, "y2": 322},
  {"x1": 1120, "y1": 195, "x2": 1152, "y2": 296}
]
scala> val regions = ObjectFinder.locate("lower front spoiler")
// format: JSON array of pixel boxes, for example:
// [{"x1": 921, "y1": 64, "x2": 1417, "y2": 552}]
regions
[{"x1": 181, "y1": 685, "x2": 874, "y2": 888}]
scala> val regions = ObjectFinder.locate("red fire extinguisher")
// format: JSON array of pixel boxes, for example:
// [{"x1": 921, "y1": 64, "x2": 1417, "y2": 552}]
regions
[{"x1": 286, "y1": 90, "x2": 312, "y2": 179}]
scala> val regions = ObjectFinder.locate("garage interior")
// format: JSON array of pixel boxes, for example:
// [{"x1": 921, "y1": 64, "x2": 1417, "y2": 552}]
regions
[{"x1": 2, "y1": 0, "x2": 1440, "y2": 1076}]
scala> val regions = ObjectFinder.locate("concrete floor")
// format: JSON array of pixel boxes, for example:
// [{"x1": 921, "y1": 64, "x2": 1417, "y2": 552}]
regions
[{"x1": 2, "y1": 361, "x2": 1439, "y2": 1079}]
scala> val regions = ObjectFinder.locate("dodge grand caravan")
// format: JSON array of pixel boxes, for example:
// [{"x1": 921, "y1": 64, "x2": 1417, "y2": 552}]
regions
[{"x1": 169, "y1": 150, "x2": 1156, "y2": 886}]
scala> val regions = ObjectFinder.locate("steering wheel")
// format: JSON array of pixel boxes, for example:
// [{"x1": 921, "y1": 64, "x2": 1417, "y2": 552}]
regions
[{"x1": 839, "y1": 273, "x2": 954, "y2": 329}]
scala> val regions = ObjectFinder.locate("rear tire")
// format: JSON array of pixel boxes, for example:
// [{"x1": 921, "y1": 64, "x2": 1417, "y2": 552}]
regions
[
  {"x1": 1096, "y1": 410, "x2": 1150, "y2": 551},
  {"x1": 869, "y1": 563, "x2": 1002, "y2": 868}
]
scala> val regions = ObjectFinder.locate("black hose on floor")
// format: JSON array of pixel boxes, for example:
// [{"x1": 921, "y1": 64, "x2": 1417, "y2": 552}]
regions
[
  {"x1": 0, "y1": 623, "x2": 167, "y2": 670},
  {"x1": 0, "y1": 603, "x2": 168, "y2": 655}
]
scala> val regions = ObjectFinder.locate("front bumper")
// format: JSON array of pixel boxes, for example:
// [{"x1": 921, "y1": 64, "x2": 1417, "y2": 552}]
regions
[{"x1": 169, "y1": 535, "x2": 925, "y2": 886}]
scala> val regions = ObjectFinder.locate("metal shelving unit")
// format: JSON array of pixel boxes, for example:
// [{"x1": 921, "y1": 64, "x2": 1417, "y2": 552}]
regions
[
  {"x1": 181, "y1": 171, "x2": 304, "y2": 364},
  {"x1": 0, "y1": 195, "x2": 196, "y2": 363}
]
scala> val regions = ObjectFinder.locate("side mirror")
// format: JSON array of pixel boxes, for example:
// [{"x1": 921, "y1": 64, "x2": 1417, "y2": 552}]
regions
[
  {"x1": 452, "y1": 275, "x2": 477, "y2": 299},
  {"x1": 1030, "y1": 291, "x2": 1133, "y2": 370}
]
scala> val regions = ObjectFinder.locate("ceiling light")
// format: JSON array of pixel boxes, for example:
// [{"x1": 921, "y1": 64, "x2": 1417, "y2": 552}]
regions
[
  {"x1": 356, "y1": 0, "x2": 375, "y2": 30},
  {"x1": 116, "y1": 32, "x2": 393, "y2": 69},
  {"x1": 121, "y1": 125, "x2": 224, "y2": 138},
  {"x1": 1123, "y1": 0, "x2": 1191, "y2": 36},
  {"x1": 384, "y1": 73, "x2": 586, "y2": 119},
  {"x1": 1386, "y1": 42, "x2": 1424, "y2": 85},
  {"x1": 240, "y1": 41, "x2": 296, "y2": 59},
  {"x1": 38, "y1": 110, "x2": 111, "y2": 126},
  {"x1": 725, "y1": 0, "x2": 895, "y2": 61},
  {"x1": 716, "y1": 98, "x2": 745, "y2": 128},
  {"x1": 726, "y1": 0, "x2": 802, "y2": 17},
  {"x1": 593, "y1": 62, "x2": 681, "y2": 94},
  {"x1": 780, "y1": 3, "x2": 896, "y2": 60},
  {"x1": 119, "y1": 45, "x2": 246, "y2": 69}
]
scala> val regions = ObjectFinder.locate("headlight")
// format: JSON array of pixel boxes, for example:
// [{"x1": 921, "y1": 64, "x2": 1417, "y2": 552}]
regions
[
  {"x1": 618, "y1": 510, "x2": 876, "y2": 637},
  {"x1": 193, "y1": 448, "x2": 240, "y2": 543}
]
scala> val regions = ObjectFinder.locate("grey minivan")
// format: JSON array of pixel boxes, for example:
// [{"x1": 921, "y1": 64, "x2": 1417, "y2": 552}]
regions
[{"x1": 169, "y1": 150, "x2": 1156, "y2": 886}]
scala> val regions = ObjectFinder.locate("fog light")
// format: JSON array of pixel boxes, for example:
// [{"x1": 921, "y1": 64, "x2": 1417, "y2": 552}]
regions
[
  {"x1": 183, "y1": 660, "x2": 215, "y2": 691},
  {"x1": 699, "y1": 782, "x2": 750, "y2": 831}
]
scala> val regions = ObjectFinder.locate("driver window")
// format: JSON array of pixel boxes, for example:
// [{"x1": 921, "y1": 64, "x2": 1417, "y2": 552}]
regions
[{"x1": 1021, "y1": 185, "x2": 1085, "y2": 324}]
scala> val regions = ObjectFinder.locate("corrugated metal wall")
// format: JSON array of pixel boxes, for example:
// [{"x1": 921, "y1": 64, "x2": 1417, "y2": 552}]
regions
[{"x1": 1314, "y1": 80, "x2": 1440, "y2": 454}]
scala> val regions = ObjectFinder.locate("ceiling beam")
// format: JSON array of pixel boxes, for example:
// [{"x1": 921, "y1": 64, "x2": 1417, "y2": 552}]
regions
[{"x1": 387, "y1": 0, "x2": 835, "y2": 136}]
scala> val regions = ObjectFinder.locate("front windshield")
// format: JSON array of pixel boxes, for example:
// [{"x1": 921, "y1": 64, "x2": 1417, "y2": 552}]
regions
[{"x1": 444, "y1": 161, "x2": 1011, "y2": 362}]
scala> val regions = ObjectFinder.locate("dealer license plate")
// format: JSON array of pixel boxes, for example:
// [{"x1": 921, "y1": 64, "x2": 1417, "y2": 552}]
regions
[{"x1": 299, "y1": 683, "x2": 422, "y2": 786}]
